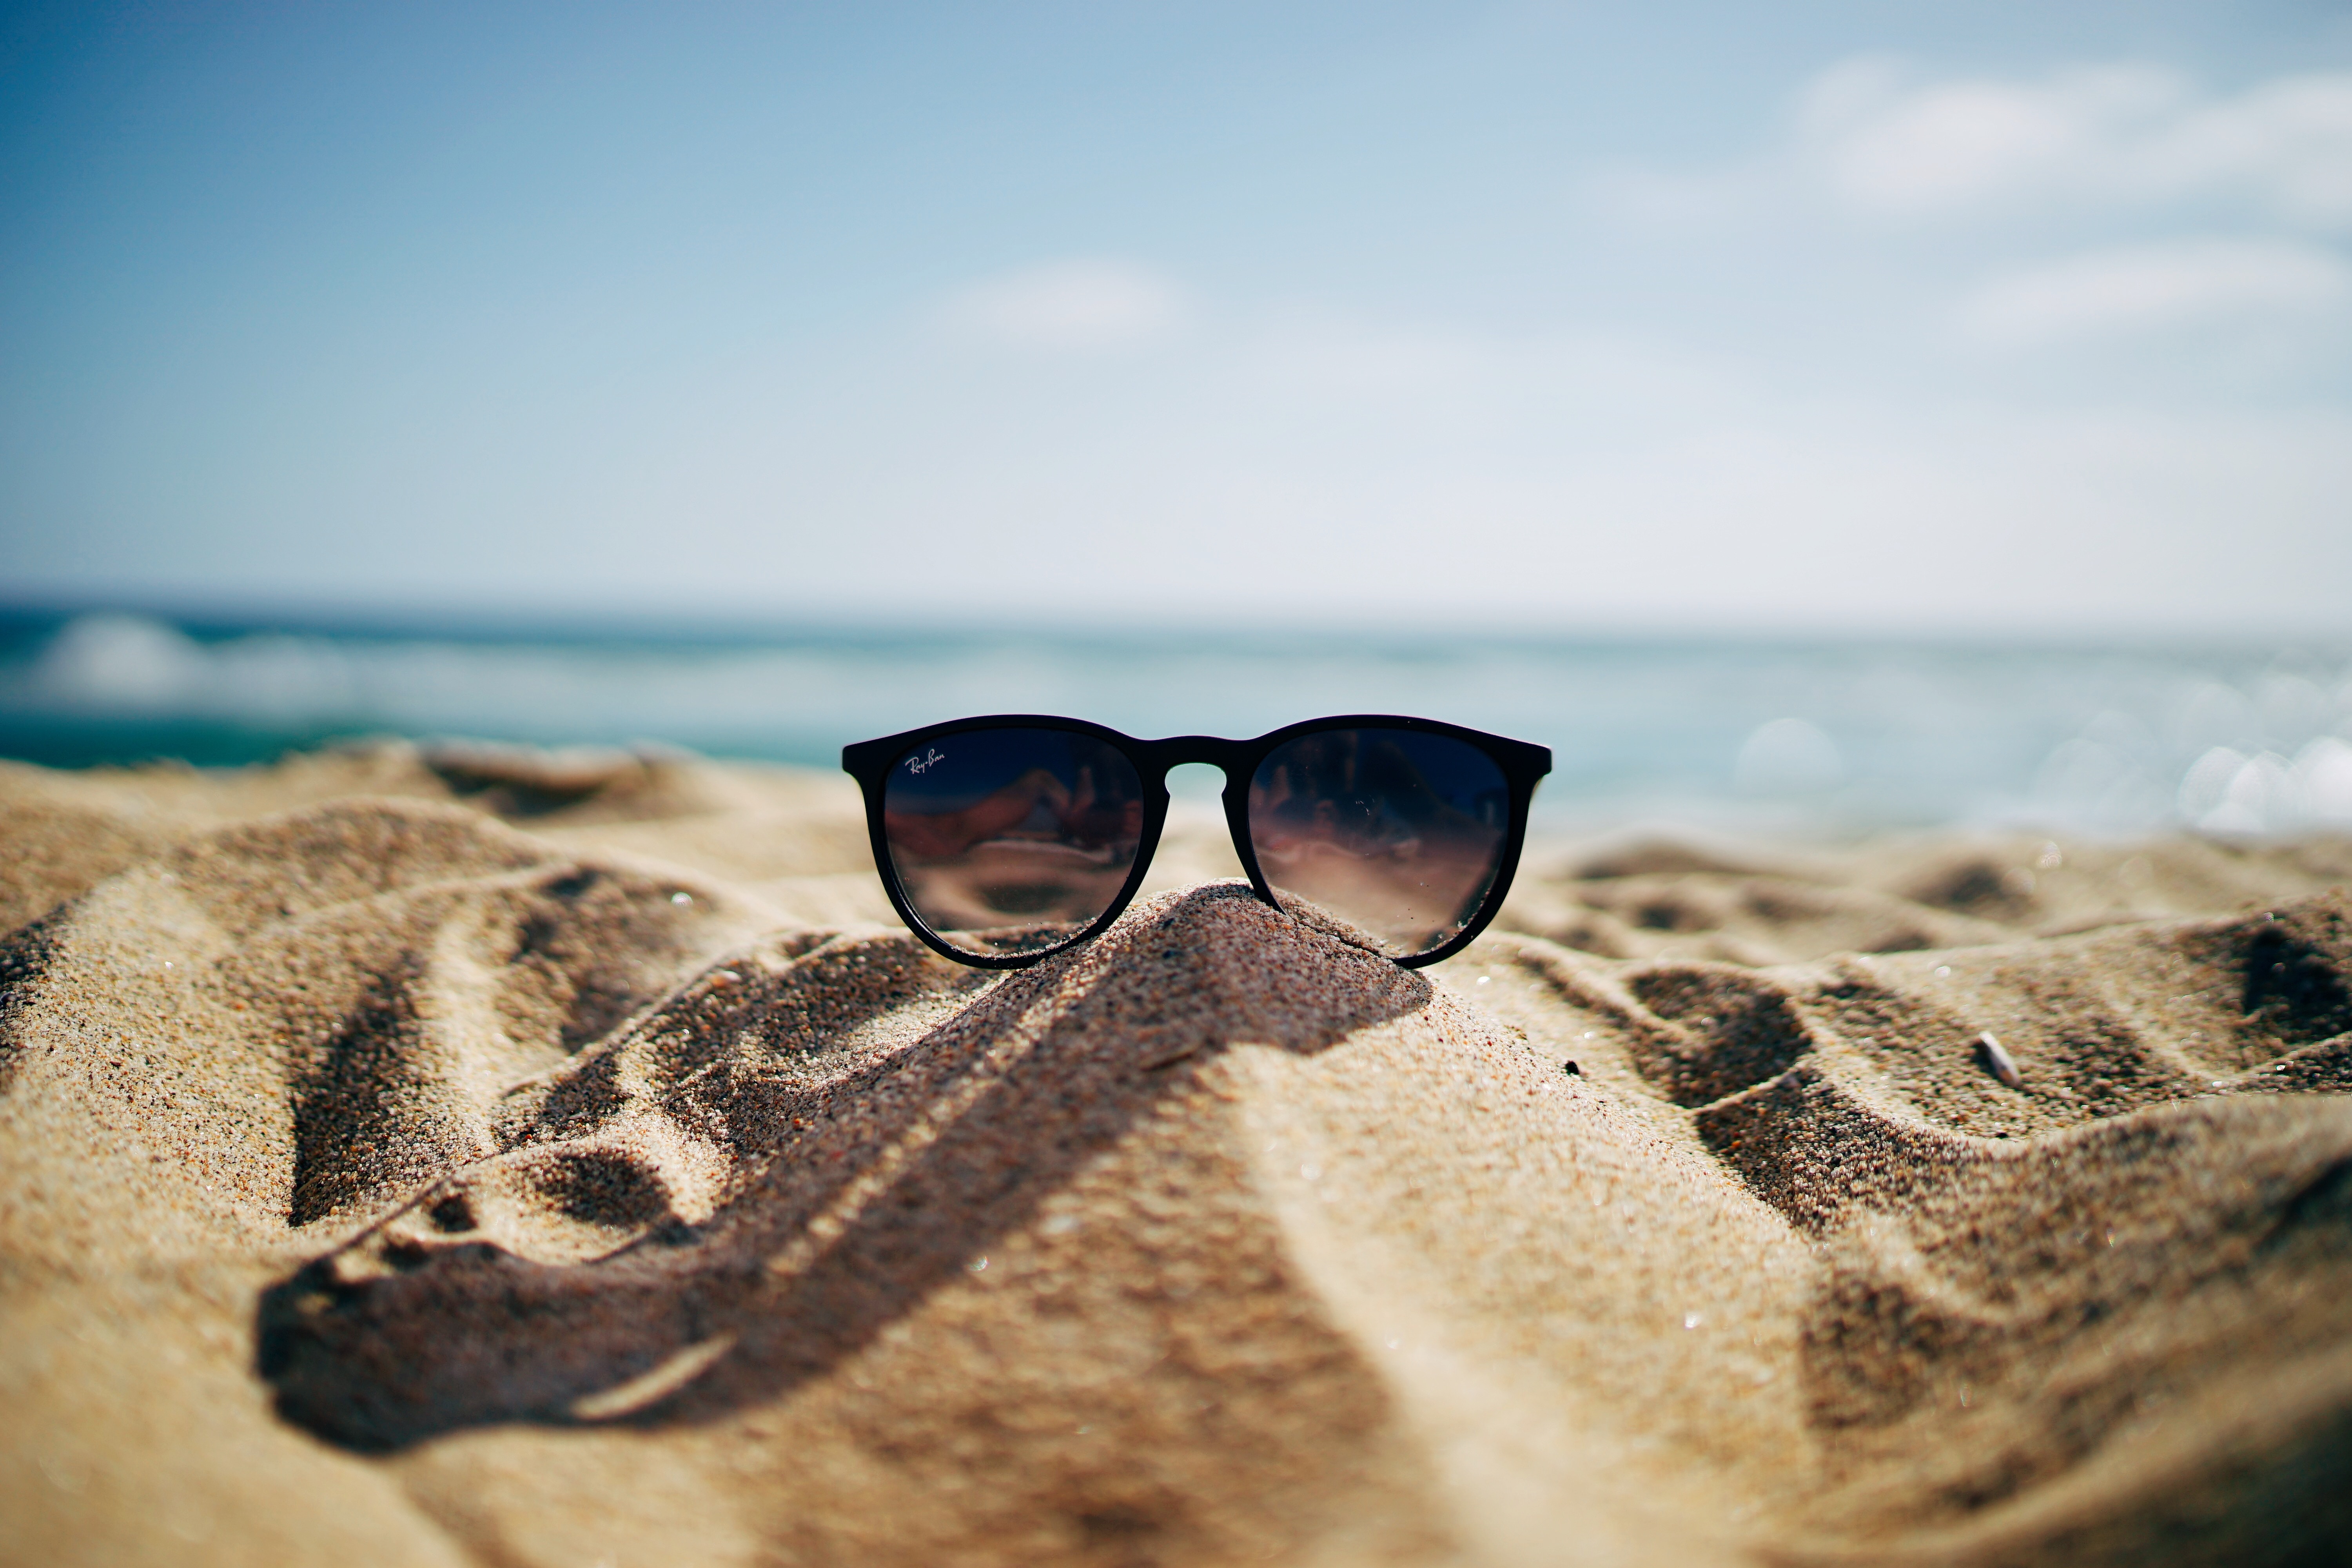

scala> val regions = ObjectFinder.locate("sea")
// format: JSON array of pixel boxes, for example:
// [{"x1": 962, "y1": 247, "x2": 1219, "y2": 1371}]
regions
[{"x1": 2, "y1": 603, "x2": 2347, "y2": 842}]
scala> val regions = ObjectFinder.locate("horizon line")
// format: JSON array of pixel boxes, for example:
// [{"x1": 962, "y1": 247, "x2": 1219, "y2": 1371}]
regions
[{"x1": 2, "y1": 591, "x2": 2347, "y2": 657}]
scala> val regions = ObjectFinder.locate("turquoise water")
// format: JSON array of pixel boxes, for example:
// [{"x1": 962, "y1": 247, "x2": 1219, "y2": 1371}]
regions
[{"x1": 2, "y1": 605, "x2": 2347, "y2": 838}]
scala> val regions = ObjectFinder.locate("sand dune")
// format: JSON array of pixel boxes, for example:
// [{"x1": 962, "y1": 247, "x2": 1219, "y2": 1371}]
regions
[{"x1": 2, "y1": 744, "x2": 2348, "y2": 1566}]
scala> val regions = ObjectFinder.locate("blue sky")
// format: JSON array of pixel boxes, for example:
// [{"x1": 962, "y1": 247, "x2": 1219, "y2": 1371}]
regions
[{"x1": 4, "y1": 0, "x2": 2348, "y2": 634}]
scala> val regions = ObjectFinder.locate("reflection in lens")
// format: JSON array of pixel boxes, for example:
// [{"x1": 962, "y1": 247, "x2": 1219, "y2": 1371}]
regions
[
  {"x1": 1247, "y1": 728, "x2": 1509, "y2": 957},
  {"x1": 882, "y1": 727, "x2": 1145, "y2": 957}
]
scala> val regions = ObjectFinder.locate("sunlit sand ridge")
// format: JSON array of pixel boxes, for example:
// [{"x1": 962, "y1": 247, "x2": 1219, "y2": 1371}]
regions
[{"x1": 2, "y1": 743, "x2": 2348, "y2": 1566}]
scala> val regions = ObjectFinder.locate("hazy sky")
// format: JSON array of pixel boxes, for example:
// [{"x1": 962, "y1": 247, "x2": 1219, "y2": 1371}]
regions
[{"x1": 4, "y1": 0, "x2": 2348, "y2": 634}]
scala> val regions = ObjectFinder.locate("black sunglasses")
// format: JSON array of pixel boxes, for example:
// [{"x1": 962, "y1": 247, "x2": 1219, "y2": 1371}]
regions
[{"x1": 842, "y1": 714, "x2": 1552, "y2": 970}]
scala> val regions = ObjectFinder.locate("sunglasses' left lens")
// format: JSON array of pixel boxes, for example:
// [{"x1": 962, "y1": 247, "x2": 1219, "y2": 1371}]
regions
[{"x1": 880, "y1": 727, "x2": 1147, "y2": 958}]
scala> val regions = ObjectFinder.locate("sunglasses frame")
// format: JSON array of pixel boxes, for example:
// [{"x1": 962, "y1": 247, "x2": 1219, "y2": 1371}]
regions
[{"x1": 842, "y1": 713, "x2": 1552, "y2": 971}]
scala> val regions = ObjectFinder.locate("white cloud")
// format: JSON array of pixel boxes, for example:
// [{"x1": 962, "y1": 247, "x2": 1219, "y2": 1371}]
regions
[
  {"x1": 1958, "y1": 237, "x2": 2352, "y2": 346},
  {"x1": 1798, "y1": 58, "x2": 2352, "y2": 225},
  {"x1": 1243, "y1": 317, "x2": 1494, "y2": 399},
  {"x1": 940, "y1": 258, "x2": 1187, "y2": 351},
  {"x1": 724, "y1": 287, "x2": 2352, "y2": 633}
]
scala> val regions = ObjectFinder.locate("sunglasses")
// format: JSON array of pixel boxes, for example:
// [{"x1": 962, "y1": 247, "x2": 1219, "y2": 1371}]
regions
[{"x1": 842, "y1": 715, "x2": 1552, "y2": 970}]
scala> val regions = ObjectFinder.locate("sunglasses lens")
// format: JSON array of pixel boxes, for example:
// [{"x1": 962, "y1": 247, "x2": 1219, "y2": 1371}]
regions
[
  {"x1": 1247, "y1": 728, "x2": 1511, "y2": 958},
  {"x1": 880, "y1": 727, "x2": 1147, "y2": 958}
]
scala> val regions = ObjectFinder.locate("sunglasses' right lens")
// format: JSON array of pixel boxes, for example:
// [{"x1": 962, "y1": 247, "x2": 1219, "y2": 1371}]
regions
[
  {"x1": 880, "y1": 727, "x2": 1146, "y2": 958},
  {"x1": 1247, "y1": 727, "x2": 1510, "y2": 958}
]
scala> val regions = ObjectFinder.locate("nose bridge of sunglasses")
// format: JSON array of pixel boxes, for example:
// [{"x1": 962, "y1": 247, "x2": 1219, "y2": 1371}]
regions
[
  {"x1": 1138, "y1": 761, "x2": 1250, "y2": 893},
  {"x1": 1159, "y1": 760, "x2": 1230, "y2": 803}
]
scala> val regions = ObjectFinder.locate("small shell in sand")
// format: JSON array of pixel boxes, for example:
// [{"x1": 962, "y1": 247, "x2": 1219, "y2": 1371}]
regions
[{"x1": 1976, "y1": 1031, "x2": 2024, "y2": 1091}]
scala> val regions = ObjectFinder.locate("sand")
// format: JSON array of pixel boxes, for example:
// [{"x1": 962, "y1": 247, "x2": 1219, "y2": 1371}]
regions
[{"x1": 2, "y1": 740, "x2": 2348, "y2": 1567}]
